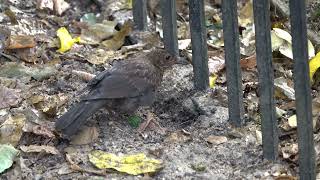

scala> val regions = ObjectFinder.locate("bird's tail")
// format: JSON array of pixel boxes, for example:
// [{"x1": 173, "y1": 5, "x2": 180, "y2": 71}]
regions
[{"x1": 55, "y1": 99, "x2": 107, "y2": 138}]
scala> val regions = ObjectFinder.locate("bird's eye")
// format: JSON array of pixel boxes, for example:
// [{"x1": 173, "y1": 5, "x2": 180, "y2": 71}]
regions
[{"x1": 165, "y1": 55, "x2": 171, "y2": 60}]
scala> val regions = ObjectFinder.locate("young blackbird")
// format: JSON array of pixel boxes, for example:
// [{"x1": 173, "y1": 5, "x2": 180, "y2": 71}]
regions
[{"x1": 55, "y1": 49, "x2": 177, "y2": 138}]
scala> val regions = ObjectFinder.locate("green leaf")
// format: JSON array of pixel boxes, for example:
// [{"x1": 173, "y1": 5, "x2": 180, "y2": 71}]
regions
[
  {"x1": 127, "y1": 115, "x2": 141, "y2": 128},
  {"x1": 0, "y1": 144, "x2": 19, "y2": 174}
]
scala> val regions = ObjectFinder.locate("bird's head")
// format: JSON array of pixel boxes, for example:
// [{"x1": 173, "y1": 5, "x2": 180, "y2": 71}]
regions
[{"x1": 146, "y1": 49, "x2": 178, "y2": 70}]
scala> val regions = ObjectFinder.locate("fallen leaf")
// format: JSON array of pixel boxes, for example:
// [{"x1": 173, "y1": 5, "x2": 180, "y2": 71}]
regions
[
  {"x1": 12, "y1": 48, "x2": 37, "y2": 63},
  {"x1": 127, "y1": 115, "x2": 141, "y2": 129},
  {"x1": 205, "y1": 135, "x2": 227, "y2": 145},
  {"x1": 80, "y1": 21, "x2": 117, "y2": 44},
  {"x1": 238, "y1": 0, "x2": 253, "y2": 27},
  {"x1": 32, "y1": 125, "x2": 55, "y2": 138},
  {"x1": 287, "y1": 113, "x2": 317, "y2": 130},
  {"x1": 5, "y1": 35, "x2": 36, "y2": 49},
  {"x1": 274, "y1": 77, "x2": 295, "y2": 100},
  {"x1": 309, "y1": 52, "x2": 320, "y2": 83},
  {"x1": 209, "y1": 74, "x2": 217, "y2": 88},
  {"x1": 66, "y1": 154, "x2": 106, "y2": 175},
  {"x1": 288, "y1": 115, "x2": 297, "y2": 128},
  {"x1": 208, "y1": 57, "x2": 225, "y2": 74},
  {"x1": 0, "y1": 114, "x2": 26, "y2": 146},
  {"x1": 28, "y1": 65, "x2": 57, "y2": 81},
  {"x1": 56, "y1": 27, "x2": 80, "y2": 53},
  {"x1": 0, "y1": 85, "x2": 21, "y2": 109},
  {"x1": 271, "y1": 29, "x2": 285, "y2": 51},
  {"x1": 89, "y1": 151, "x2": 163, "y2": 175},
  {"x1": 87, "y1": 49, "x2": 118, "y2": 65},
  {"x1": 29, "y1": 94, "x2": 68, "y2": 116},
  {"x1": 3, "y1": 9, "x2": 18, "y2": 25},
  {"x1": 255, "y1": 130, "x2": 262, "y2": 145},
  {"x1": 164, "y1": 131, "x2": 191, "y2": 143},
  {"x1": 275, "y1": 107, "x2": 286, "y2": 118},
  {"x1": 191, "y1": 163, "x2": 206, "y2": 172},
  {"x1": 53, "y1": 0, "x2": 70, "y2": 15},
  {"x1": 37, "y1": 0, "x2": 54, "y2": 11},
  {"x1": 0, "y1": 144, "x2": 19, "y2": 173},
  {"x1": 271, "y1": 28, "x2": 315, "y2": 59},
  {"x1": 240, "y1": 55, "x2": 256, "y2": 69},
  {"x1": 0, "y1": 62, "x2": 57, "y2": 81},
  {"x1": 101, "y1": 21, "x2": 132, "y2": 50},
  {"x1": 20, "y1": 145, "x2": 59, "y2": 155},
  {"x1": 71, "y1": 126, "x2": 99, "y2": 145}
]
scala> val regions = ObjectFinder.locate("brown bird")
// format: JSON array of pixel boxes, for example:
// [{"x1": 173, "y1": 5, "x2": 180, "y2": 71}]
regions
[{"x1": 55, "y1": 49, "x2": 177, "y2": 138}]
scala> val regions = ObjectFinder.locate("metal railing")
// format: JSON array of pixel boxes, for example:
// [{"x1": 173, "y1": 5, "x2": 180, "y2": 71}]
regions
[{"x1": 132, "y1": 0, "x2": 315, "y2": 179}]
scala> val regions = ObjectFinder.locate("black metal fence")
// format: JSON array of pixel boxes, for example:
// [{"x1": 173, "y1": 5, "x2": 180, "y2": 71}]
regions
[{"x1": 132, "y1": 0, "x2": 315, "y2": 179}]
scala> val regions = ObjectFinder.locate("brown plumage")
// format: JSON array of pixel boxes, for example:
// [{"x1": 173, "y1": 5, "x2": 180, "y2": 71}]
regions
[{"x1": 55, "y1": 49, "x2": 177, "y2": 138}]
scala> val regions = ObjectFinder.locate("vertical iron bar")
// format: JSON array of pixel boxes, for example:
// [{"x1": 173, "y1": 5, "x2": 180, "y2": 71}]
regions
[
  {"x1": 161, "y1": 0, "x2": 179, "y2": 56},
  {"x1": 221, "y1": 0, "x2": 244, "y2": 126},
  {"x1": 132, "y1": 0, "x2": 147, "y2": 31},
  {"x1": 253, "y1": 0, "x2": 278, "y2": 160},
  {"x1": 289, "y1": 0, "x2": 315, "y2": 179},
  {"x1": 188, "y1": 0, "x2": 209, "y2": 90}
]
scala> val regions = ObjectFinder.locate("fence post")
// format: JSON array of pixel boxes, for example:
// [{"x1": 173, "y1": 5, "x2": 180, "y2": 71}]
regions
[
  {"x1": 161, "y1": 0, "x2": 179, "y2": 56},
  {"x1": 289, "y1": 0, "x2": 316, "y2": 179},
  {"x1": 132, "y1": 0, "x2": 147, "y2": 31},
  {"x1": 253, "y1": 0, "x2": 278, "y2": 160},
  {"x1": 221, "y1": 0, "x2": 244, "y2": 126},
  {"x1": 188, "y1": 0, "x2": 209, "y2": 90}
]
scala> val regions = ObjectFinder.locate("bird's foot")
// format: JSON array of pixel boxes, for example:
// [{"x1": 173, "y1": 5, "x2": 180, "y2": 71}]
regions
[{"x1": 138, "y1": 111, "x2": 166, "y2": 135}]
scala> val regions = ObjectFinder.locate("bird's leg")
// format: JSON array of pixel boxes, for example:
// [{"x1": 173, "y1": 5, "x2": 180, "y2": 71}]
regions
[{"x1": 138, "y1": 110, "x2": 166, "y2": 134}]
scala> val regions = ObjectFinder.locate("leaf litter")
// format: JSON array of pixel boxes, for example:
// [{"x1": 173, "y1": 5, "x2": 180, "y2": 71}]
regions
[{"x1": 0, "y1": 0, "x2": 319, "y2": 179}]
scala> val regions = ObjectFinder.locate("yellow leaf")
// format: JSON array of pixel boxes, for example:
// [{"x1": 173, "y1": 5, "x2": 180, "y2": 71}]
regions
[
  {"x1": 89, "y1": 150, "x2": 163, "y2": 175},
  {"x1": 127, "y1": 0, "x2": 132, "y2": 9},
  {"x1": 56, "y1": 27, "x2": 80, "y2": 53},
  {"x1": 238, "y1": 0, "x2": 253, "y2": 27},
  {"x1": 309, "y1": 52, "x2": 320, "y2": 83},
  {"x1": 209, "y1": 74, "x2": 217, "y2": 88}
]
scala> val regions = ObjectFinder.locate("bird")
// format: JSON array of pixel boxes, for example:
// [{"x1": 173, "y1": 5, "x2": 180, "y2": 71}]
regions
[{"x1": 55, "y1": 49, "x2": 177, "y2": 139}]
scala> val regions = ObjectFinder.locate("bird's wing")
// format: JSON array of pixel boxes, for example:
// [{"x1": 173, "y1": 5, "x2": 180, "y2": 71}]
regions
[
  {"x1": 87, "y1": 70, "x2": 110, "y2": 88},
  {"x1": 83, "y1": 73, "x2": 154, "y2": 100}
]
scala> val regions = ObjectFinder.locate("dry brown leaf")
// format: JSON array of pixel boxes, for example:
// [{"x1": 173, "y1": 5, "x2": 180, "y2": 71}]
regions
[
  {"x1": 5, "y1": 35, "x2": 36, "y2": 49},
  {"x1": 29, "y1": 94, "x2": 68, "y2": 116},
  {"x1": 87, "y1": 49, "x2": 118, "y2": 65},
  {"x1": 240, "y1": 55, "x2": 256, "y2": 70},
  {"x1": 206, "y1": 135, "x2": 227, "y2": 145},
  {"x1": 32, "y1": 125, "x2": 55, "y2": 138},
  {"x1": 13, "y1": 48, "x2": 38, "y2": 63},
  {"x1": 101, "y1": 21, "x2": 132, "y2": 51},
  {"x1": 164, "y1": 130, "x2": 191, "y2": 143},
  {"x1": 0, "y1": 85, "x2": 21, "y2": 109},
  {"x1": 0, "y1": 114, "x2": 26, "y2": 146},
  {"x1": 20, "y1": 145, "x2": 59, "y2": 155}
]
